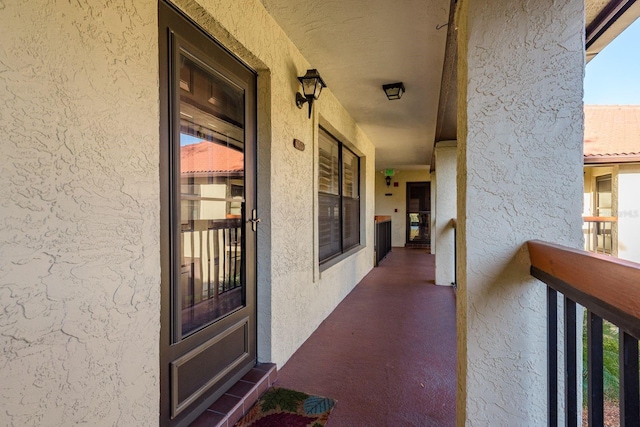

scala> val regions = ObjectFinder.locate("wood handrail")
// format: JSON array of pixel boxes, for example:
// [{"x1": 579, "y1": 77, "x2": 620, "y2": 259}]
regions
[
  {"x1": 374, "y1": 215, "x2": 392, "y2": 223},
  {"x1": 583, "y1": 216, "x2": 618, "y2": 222},
  {"x1": 527, "y1": 240, "x2": 640, "y2": 339}
]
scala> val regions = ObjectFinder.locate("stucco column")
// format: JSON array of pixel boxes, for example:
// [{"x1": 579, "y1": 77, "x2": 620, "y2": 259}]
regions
[
  {"x1": 434, "y1": 141, "x2": 457, "y2": 286},
  {"x1": 456, "y1": 0, "x2": 584, "y2": 425},
  {"x1": 430, "y1": 171, "x2": 437, "y2": 254}
]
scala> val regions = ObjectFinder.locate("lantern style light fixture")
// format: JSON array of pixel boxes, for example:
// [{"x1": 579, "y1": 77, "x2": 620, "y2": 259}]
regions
[
  {"x1": 384, "y1": 168, "x2": 395, "y2": 187},
  {"x1": 382, "y1": 82, "x2": 405, "y2": 100},
  {"x1": 296, "y1": 69, "x2": 327, "y2": 118}
]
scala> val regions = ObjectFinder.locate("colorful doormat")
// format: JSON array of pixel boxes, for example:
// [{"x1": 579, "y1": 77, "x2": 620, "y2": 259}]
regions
[{"x1": 235, "y1": 387, "x2": 336, "y2": 427}]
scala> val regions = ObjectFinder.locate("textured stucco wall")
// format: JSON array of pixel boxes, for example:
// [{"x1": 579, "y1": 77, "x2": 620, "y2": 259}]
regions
[
  {"x1": 618, "y1": 165, "x2": 640, "y2": 263},
  {"x1": 456, "y1": 0, "x2": 585, "y2": 425},
  {"x1": 0, "y1": 1, "x2": 160, "y2": 426},
  {"x1": 171, "y1": 0, "x2": 376, "y2": 366},
  {"x1": 434, "y1": 142, "x2": 457, "y2": 286},
  {"x1": 1, "y1": 0, "x2": 376, "y2": 424},
  {"x1": 374, "y1": 170, "x2": 431, "y2": 247}
]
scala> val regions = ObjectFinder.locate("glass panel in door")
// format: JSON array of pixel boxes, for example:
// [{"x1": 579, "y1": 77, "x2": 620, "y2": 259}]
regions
[
  {"x1": 407, "y1": 182, "x2": 431, "y2": 245},
  {"x1": 595, "y1": 175, "x2": 612, "y2": 253},
  {"x1": 178, "y1": 54, "x2": 246, "y2": 338}
]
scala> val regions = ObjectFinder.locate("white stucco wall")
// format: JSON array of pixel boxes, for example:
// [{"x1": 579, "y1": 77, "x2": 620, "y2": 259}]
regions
[
  {"x1": 583, "y1": 167, "x2": 593, "y2": 215},
  {"x1": 0, "y1": 1, "x2": 160, "y2": 426},
  {"x1": 434, "y1": 141, "x2": 457, "y2": 286},
  {"x1": 172, "y1": 0, "x2": 376, "y2": 367},
  {"x1": 374, "y1": 169, "x2": 431, "y2": 247},
  {"x1": 1, "y1": 0, "x2": 376, "y2": 425},
  {"x1": 457, "y1": 0, "x2": 584, "y2": 425},
  {"x1": 618, "y1": 164, "x2": 640, "y2": 263}
]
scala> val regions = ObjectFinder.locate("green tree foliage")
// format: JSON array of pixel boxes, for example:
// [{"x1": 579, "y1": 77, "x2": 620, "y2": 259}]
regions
[{"x1": 582, "y1": 318, "x2": 620, "y2": 403}]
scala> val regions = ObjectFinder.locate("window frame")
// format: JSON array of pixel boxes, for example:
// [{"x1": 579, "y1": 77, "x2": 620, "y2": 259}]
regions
[{"x1": 317, "y1": 126, "x2": 361, "y2": 265}]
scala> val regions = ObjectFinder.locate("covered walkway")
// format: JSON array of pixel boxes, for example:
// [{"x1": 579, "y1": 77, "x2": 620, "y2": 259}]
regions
[{"x1": 277, "y1": 248, "x2": 457, "y2": 426}]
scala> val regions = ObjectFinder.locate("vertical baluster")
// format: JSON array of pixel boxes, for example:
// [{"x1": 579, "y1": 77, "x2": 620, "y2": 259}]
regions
[
  {"x1": 214, "y1": 228, "x2": 220, "y2": 297},
  {"x1": 588, "y1": 311, "x2": 604, "y2": 426},
  {"x1": 232, "y1": 226, "x2": 237, "y2": 288},
  {"x1": 548, "y1": 287, "x2": 558, "y2": 427},
  {"x1": 228, "y1": 226, "x2": 233, "y2": 290},
  {"x1": 239, "y1": 223, "x2": 243, "y2": 287},
  {"x1": 619, "y1": 331, "x2": 639, "y2": 427},
  {"x1": 207, "y1": 228, "x2": 211, "y2": 299},
  {"x1": 199, "y1": 229, "x2": 204, "y2": 304},
  {"x1": 565, "y1": 297, "x2": 577, "y2": 427},
  {"x1": 453, "y1": 222, "x2": 457, "y2": 286},
  {"x1": 222, "y1": 227, "x2": 227, "y2": 292},
  {"x1": 235, "y1": 227, "x2": 242, "y2": 286}
]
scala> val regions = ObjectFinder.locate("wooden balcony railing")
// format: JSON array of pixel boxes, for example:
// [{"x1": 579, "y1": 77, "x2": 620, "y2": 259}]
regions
[
  {"x1": 583, "y1": 216, "x2": 617, "y2": 255},
  {"x1": 374, "y1": 216, "x2": 392, "y2": 266},
  {"x1": 528, "y1": 240, "x2": 640, "y2": 427}
]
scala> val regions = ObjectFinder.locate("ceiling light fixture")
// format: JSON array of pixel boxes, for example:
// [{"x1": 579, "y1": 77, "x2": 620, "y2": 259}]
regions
[
  {"x1": 296, "y1": 69, "x2": 327, "y2": 118},
  {"x1": 382, "y1": 82, "x2": 405, "y2": 100}
]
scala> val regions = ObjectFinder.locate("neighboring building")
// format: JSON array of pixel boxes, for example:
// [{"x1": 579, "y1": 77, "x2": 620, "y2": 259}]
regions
[{"x1": 583, "y1": 105, "x2": 640, "y2": 263}]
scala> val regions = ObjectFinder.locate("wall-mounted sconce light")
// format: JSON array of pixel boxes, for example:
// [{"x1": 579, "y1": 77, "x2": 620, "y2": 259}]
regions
[
  {"x1": 296, "y1": 69, "x2": 327, "y2": 118},
  {"x1": 384, "y1": 168, "x2": 395, "y2": 187},
  {"x1": 382, "y1": 82, "x2": 405, "y2": 100}
]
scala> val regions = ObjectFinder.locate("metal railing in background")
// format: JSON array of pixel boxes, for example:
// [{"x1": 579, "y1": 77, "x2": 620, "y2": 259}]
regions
[
  {"x1": 450, "y1": 219, "x2": 457, "y2": 288},
  {"x1": 528, "y1": 240, "x2": 640, "y2": 427},
  {"x1": 208, "y1": 217, "x2": 243, "y2": 294},
  {"x1": 374, "y1": 216, "x2": 392, "y2": 266},
  {"x1": 583, "y1": 216, "x2": 617, "y2": 255}
]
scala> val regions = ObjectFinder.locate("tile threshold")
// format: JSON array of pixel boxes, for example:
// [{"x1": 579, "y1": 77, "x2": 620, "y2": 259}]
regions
[{"x1": 189, "y1": 363, "x2": 277, "y2": 427}]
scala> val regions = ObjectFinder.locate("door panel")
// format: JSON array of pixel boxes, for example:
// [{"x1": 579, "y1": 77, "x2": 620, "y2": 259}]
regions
[
  {"x1": 159, "y1": 2, "x2": 257, "y2": 425},
  {"x1": 406, "y1": 182, "x2": 431, "y2": 245},
  {"x1": 171, "y1": 318, "x2": 249, "y2": 416}
]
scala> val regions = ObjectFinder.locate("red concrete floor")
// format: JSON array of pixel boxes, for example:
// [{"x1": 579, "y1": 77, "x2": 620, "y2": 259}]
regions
[{"x1": 277, "y1": 248, "x2": 457, "y2": 427}]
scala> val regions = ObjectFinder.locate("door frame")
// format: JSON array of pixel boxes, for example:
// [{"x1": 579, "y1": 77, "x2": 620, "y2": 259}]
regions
[{"x1": 158, "y1": 2, "x2": 257, "y2": 425}]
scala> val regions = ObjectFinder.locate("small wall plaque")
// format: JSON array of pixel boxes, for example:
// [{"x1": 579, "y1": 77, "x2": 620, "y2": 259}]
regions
[{"x1": 293, "y1": 139, "x2": 305, "y2": 151}]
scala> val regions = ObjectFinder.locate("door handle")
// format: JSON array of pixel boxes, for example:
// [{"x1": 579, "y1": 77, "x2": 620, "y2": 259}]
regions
[{"x1": 247, "y1": 209, "x2": 261, "y2": 231}]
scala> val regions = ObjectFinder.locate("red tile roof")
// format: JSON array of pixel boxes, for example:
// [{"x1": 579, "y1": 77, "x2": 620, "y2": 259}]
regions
[
  {"x1": 181, "y1": 141, "x2": 244, "y2": 174},
  {"x1": 584, "y1": 105, "x2": 640, "y2": 164}
]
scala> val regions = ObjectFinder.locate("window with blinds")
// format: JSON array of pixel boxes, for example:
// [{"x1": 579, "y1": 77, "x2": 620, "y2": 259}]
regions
[{"x1": 318, "y1": 127, "x2": 360, "y2": 263}]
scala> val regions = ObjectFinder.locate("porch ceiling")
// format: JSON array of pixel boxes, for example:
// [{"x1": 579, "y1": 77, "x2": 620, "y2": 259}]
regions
[
  {"x1": 259, "y1": 0, "x2": 640, "y2": 172},
  {"x1": 259, "y1": 0, "x2": 451, "y2": 171}
]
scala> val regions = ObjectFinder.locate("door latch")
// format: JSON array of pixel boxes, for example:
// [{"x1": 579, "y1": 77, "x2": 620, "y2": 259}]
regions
[{"x1": 248, "y1": 209, "x2": 261, "y2": 231}]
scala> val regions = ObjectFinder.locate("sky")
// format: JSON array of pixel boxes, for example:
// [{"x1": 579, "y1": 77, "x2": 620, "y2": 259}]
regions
[{"x1": 584, "y1": 18, "x2": 640, "y2": 105}]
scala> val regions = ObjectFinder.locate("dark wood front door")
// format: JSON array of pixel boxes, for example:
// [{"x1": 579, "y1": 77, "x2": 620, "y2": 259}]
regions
[
  {"x1": 406, "y1": 182, "x2": 431, "y2": 246},
  {"x1": 159, "y1": 2, "x2": 257, "y2": 425}
]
